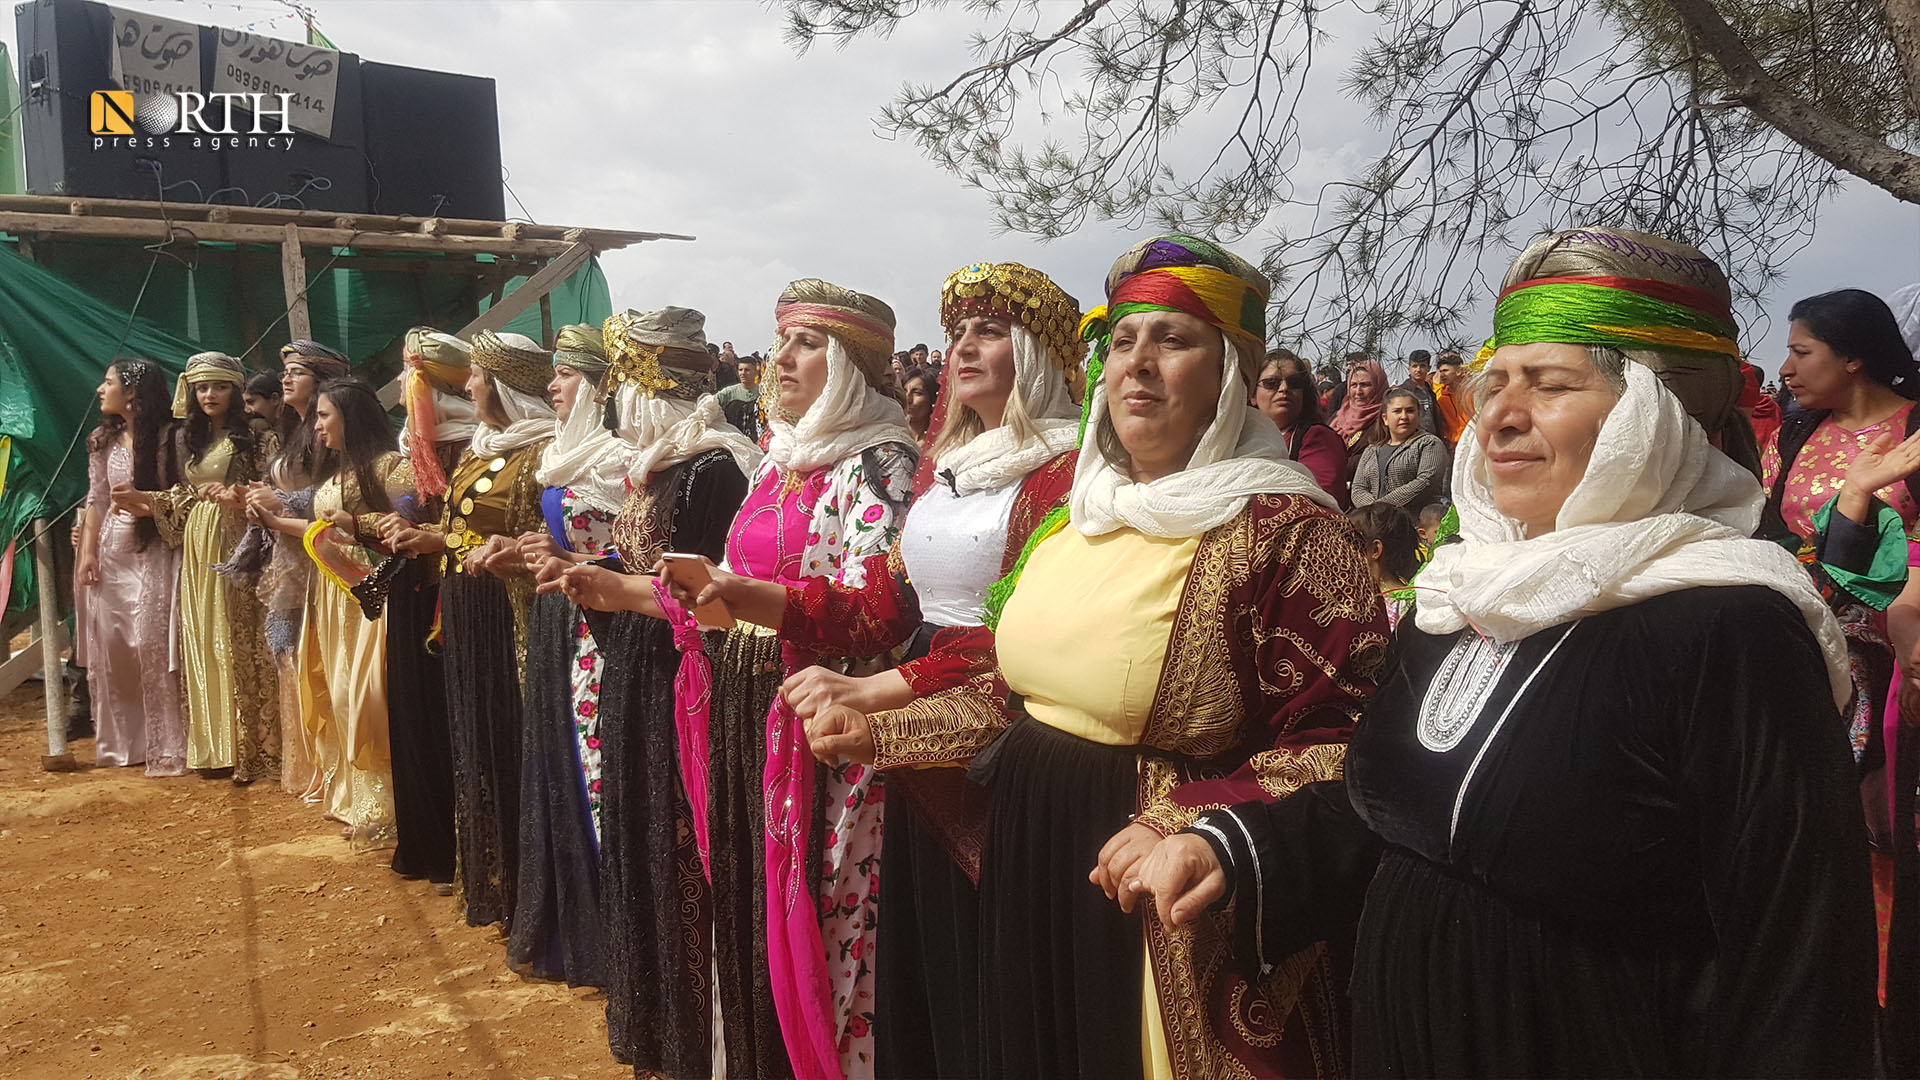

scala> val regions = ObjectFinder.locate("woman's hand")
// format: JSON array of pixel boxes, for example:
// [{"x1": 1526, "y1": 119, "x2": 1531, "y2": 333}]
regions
[
  {"x1": 387, "y1": 528, "x2": 443, "y2": 556},
  {"x1": 657, "y1": 554, "x2": 732, "y2": 610},
  {"x1": 531, "y1": 555, "x2": 575, "y2": 588},
  {"x1": 75, "y1": 550, "x2": 99, "y2": 587},
  {"x1": 1090, "y1": 821, "x2": 1166, "y2": 914},
  {"x1": 1134, "y1": 833, "x2": 1228, "y2": 926},
  {"x1": 1839, "y1": 427, "x2": 1920, "y2": 523},
  {"x1": 550, "y1": 564, "x2": 625, "y2": 609},
  {"x1": 245, "y1": 485, "x2": 287, "y2": 517},
  {"x1": 804, "y1": 704, "x2": 876, "y2": 766},
  {"x1": 372, "y1": 512, "x2": 412, "y2": 545},
  {"x1": 324, "y1": 509, "x2": 357, "y2": 536},
  {"x1": 518, "y1": 531, "x2": 567, "y2": 569},
  {"x1": 109, "y1": 484, "x2": 154, "y2": 518},
  {"x1": 781, "y1": 667, "x2": 911, "y2": 719}
]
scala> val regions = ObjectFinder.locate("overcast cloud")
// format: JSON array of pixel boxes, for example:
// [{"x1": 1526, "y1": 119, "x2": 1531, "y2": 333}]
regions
[{"x1": 6, "y1": 0, "x2": 1916, "y2": 377}]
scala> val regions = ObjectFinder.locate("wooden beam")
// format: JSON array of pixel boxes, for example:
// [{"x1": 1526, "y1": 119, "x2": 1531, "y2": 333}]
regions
[
  {"x1": 281, "y1": 222, "x2": 312, "y2": 343},
  {"x1": 539, "y1": 295, "x2": 553, "y2": 347},
  {"x1": 0, "y1": 211, "x2": 602, "y2": 257},
  {"x1": 0, "y1": 194, "x2": 695, "y2": 246},
  {"x1": 456, "y1": 241, "x2": 593, "y2": 340}
]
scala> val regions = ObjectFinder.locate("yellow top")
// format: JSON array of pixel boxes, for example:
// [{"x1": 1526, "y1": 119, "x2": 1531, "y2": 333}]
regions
[{"x1": 995, "y1": 523, "x2": 1200, "y2": 746}]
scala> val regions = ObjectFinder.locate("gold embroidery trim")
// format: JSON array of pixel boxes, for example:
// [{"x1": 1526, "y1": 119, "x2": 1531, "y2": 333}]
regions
[{"x1": 867, "y1": 687, "x2": 1009, "y2": 770}]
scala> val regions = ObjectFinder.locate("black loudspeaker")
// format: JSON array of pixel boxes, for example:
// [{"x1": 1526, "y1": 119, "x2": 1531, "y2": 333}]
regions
[
  {"x1": 13, "y1": 0, "x2": 225, "y2": 202},
  {"x1": 221, "y1": 52, "x2": 369, "y2": 213},
  {"x1": 360, "y1": 60, "x2": 504, "y2": 220}
]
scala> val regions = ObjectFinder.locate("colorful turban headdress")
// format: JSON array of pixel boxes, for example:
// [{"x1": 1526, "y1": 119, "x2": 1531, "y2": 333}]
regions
[
  {"x1": 470, "y1": 330, "x2": 554, "y2": 398},
  {"x1": 401, "y1": 326, "x2": 474, "y2": 499},
  {"x1": 940, "y1": 261, "x2": 1087, "y2": 371},
  {"x1": 1075, "y1": 233, "x2": 1271, "y2": 440},
  {"x1": 172, "y1": 351, "x2": 246, "y2": 418},
  {"x1": 603, "y1": 307, "x2": 714, "y2": 402},
  {"x1": 279, "y1": 339, "x2": 350, "y2": 381},
  {"x1": 551, "y1": 323, "x2": 611, "y2": 380},
  {"x1": 774, "y1": 278, "x2": 897, "y2": 390},
  {"x1": 1486, "y1": 226, "x2": 1752, "y2": 474}
]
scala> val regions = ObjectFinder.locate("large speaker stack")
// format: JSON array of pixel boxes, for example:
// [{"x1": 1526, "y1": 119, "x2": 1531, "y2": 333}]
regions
[{"x1": 12, "y1": 0, "x2": 505, "y2": 219}]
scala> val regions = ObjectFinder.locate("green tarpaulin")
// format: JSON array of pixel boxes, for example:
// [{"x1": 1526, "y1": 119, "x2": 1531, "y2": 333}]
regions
[
  {"x1": 0, "y1": 44, "x2": 21, "y2": 196},
  {"x1": 0, "y1": 237, "x2": 611, "y2": 618}
]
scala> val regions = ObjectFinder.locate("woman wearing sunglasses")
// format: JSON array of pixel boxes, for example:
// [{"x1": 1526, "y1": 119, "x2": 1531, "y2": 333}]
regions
[{"x1": 1254, "y1": 348, "x2": 1349, "y2": 505}]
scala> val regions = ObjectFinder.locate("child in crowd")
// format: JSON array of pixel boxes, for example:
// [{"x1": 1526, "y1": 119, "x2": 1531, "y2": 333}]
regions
[{"x1": 1346, "y1": 501, "x2": 1422, "y2": 630}]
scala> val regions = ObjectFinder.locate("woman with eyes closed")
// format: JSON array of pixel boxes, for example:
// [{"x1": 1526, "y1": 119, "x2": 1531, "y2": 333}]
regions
[
  {"x1": 670, "y1": 261, "x2": 1085, "y2": 1079},
  {"x1": 1134, "y1": 227, "x2": 1876, "y2": 1078}
]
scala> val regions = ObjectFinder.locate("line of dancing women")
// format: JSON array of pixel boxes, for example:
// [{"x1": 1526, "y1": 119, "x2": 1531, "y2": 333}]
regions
[{"x1": 72, "y1": 227, "x2": 1920, "y2": 1077}]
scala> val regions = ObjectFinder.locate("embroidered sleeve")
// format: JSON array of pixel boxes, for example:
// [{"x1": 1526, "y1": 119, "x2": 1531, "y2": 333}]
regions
[
  {"x1": 355, "y1": 455, "x2": 416, "y2": 542},
  {"x1": 895, "y1": 626, "x2": 996, "y2": 696},
  {"x1": 783, "y1": 544, "x2": 921, "y2": 660},
  {"x1": 868, "y1": 685, "x2": 1012, "y2": 770},
  {"x1": 1136, "y1": 504, "x2": 1388, "y2": 836},
  {"x1": 148, "y1": 482, "x2": 199, "y2": 548}
]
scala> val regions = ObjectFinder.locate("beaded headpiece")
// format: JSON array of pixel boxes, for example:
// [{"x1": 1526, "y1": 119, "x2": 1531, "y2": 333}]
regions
[
  {"x1": 940, "y1": 261, "x2": 1086, "y2": 370},
  {"x1": 470, "y1": 330, "x2": 554, "y2": 397},
  {"x1": 775, "y1": 278, "x2": 896, "y2": 388},
  {"x1": 603, "y1": 307, "x2": 712, "y2": 402}
]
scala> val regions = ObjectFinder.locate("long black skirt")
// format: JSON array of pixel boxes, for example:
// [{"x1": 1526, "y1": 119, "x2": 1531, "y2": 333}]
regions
[
  {"x1": 442, "y1": 572, "x2": 524, "y2": 928},
  {"x1": 386, "y1": 557, "x2": 455, "y2": 884},
  {"x1": 974, "y1": 717, "x2": 1143, "y2": 1080},
  {"x1": 593, "y1": 605, "x2": 712, "y2": 1073},
  {"x1": 875, "y1": 791, "x2": 983, "y2": 1079},
  {"x1": 506, "y1": 591, "x2": 608, "y2": 986},
  {"x1": 709, "y1": 625, "x2": 795, "y2": 1080}
]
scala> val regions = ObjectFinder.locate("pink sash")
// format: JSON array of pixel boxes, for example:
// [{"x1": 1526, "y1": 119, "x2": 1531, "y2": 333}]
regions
[
  {"x1": 764, "y1": 643, "x2": 845, "y2": 1080},
  {"x1": 654, "y1": 580, "x2": 716, "y2": 879}
]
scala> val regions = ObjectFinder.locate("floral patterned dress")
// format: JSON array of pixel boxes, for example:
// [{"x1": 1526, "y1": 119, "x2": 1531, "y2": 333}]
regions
[
  {"x1": 673, "y1": 444, "x2": 914, "y2": 1080},
  {"x1": 550, "y1": 487, "x2": 619, "y2": 841}
]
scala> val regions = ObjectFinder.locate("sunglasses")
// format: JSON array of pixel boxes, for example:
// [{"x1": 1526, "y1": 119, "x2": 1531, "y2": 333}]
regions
[{"x1": 1258, "y1": 376, "x2": 1309, "y2": 392}]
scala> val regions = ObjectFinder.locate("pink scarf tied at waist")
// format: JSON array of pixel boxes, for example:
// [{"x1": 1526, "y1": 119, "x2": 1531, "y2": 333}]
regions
[{"x1": 654, "y1": 579, "x2": 715, "y2": 877}]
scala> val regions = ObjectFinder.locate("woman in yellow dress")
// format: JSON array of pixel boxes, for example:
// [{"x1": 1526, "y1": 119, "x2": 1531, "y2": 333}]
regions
[
  {"x1": 144, "y1": 352, "x2": 280, "y2": 783},
  {"x1": 293, "y1": 378, "x2": 412, "y2": 846}
]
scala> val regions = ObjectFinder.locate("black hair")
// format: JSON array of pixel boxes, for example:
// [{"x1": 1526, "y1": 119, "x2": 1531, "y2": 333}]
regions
[
  {"x1": 1383, "y1": 387, "x2": 1422, "y2": 409},
  {"x1": 1407, "y1": 349, "x2": 1432, "y2": 365},
  {"x1": 1434, "y1": 351, "x2": 1464, "y2": 368},
  {"x1": 245, "y1": 371, "x2": 281, "y2": 398},
  {"x1": 1346, "y1": 502, "x2": 1421, "y2": 585},
  {"x1": 1788, "y1": 288, "x2": 1920, "y2": 400},
  {"x1": 184, "y1": 375, "x2": 254, "y2": 465},
  {"x1": 272, "y1": 365, "x2": 336, "y2": 488},
  {"x1": 903, "y1": 367, "x2": 940, "y2": 404},
  {"x1": 313, "y1": 378, "x2": 397, "y2": 515},
  {"x1": 88, "y1": 356, "x2": 179, "y2": 550},
  {"x1": 912, "y1": 343, "x2": 929, "y2": 354},
  {"x1": 1260, "y1": 349, "x2": 1326, "y2": 426}
]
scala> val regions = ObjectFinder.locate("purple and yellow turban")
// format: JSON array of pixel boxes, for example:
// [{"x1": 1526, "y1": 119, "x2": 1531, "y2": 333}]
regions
[
  {"x1": 775, "y1": 278, "x2": 897, "y2": 389},
  {"x1": 1077, "y1": 234, "x2": 1272, "y2": 436}
]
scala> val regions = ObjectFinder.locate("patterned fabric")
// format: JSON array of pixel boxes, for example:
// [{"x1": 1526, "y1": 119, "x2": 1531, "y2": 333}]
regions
[
  {"x1": 1762, "y1": 405, "x2": 1920, "y2": 540},
  {"x1": 170, "y1": 351, "x2": 245, "y2": 418},
  {"x1": 776, "y1": 278, "x2": 898, "y2": 388},
  {"x1": 940, "y1": 261, "x2": 1086, "y2": 371},
  {"x1": 471, "y1": 330, "x2": 554, "y2": 397},
  {"x1": 551, "y1": 322, "x2": 610, "y2": 378},
  {"x1": 1476, "y1": 274, "x2": 1742, "y2": 369},
  {"x1": 554, "y1": 487, "x2": 619, "y2": 840}
]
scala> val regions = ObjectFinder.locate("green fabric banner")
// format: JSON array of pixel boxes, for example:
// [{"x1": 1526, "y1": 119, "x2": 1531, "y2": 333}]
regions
[
  {"x1": 0, "y1": 238, "x2": 612, "y2": 617},
  {"x1": 0, "y1": 44, "x2": 23, "y2": 196}
]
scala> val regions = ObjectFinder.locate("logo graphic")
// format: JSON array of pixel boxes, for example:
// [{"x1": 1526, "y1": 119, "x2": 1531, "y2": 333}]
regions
[{"x1": 90, "y1": 91, "x2": 136, "y2": 135}]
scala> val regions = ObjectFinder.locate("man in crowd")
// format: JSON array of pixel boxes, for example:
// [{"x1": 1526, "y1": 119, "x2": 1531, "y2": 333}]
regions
[
  {"x1": 1400, "y1": 349, "x2": 1439, "y2": 435},
  {"x1": 909, "y1": 342, "x2": 929, "y2": 367},
  {"x1": 718, "y1": 352, "x2": 763, "y2": 440},
  {"x1": 1432, "y1": 350, "x2": 1473, "y2": 445}
]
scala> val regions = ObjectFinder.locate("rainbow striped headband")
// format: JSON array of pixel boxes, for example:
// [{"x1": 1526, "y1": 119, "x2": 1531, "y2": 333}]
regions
[{"x1": 1475, "y1": 274, "x2": 1740, "y2": 370}]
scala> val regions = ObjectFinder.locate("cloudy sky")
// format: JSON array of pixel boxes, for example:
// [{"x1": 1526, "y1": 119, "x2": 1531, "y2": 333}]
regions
[{"x1": 6, "y1": 0, "x2": 1917, "y2": 377}]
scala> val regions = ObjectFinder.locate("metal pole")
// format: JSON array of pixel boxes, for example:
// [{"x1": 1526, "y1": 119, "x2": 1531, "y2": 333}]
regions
[{"x1": 36, "y1": 517, "x2": 74, "y2": 771}]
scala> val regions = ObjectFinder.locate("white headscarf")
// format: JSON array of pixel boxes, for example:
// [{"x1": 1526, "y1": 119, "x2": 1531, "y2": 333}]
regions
[
  {"x1": 1416, "y1": 361, "x2": 1849, "y2": 709},
  {"x1": 470, "y1": 370, "x2": 555, "y2": 457},
  {"x1": 627, "y1": 394, "x2": 763, "y2": 484},
  {"x1": 934, "y1": 325, "x2": 1080, "y2": 494},
  {"x1": 1068, "y1": 334, "x2": 1336, "y2": 538},
  {"x1": 765, "y1": 335, "x2": 916, "y2": 474},
  {"x1": 428, "y1": 387, "x2": 477, "y2": 447},
  {"x1": 535, "y1": 377, "x2": 630, "y2": 515}
]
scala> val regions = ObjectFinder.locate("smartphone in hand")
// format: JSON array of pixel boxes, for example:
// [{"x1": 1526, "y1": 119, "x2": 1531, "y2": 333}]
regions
[{"x1": 660, "y1": 553, "x2": 737, "y2": 630}]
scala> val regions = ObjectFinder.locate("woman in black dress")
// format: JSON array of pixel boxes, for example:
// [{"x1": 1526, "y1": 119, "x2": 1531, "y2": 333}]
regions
[{"x1": 1134, "y1": 227, "x2": 1877, "y2": 1076}]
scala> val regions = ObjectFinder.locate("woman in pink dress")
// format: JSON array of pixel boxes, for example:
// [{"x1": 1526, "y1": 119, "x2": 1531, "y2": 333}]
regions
[
  {"x1": 77, "y1": 357, "x2": 187, "y2": 775},
  {"x1": 558, "y1": 279, "x2": 916, "y2": 1080}
]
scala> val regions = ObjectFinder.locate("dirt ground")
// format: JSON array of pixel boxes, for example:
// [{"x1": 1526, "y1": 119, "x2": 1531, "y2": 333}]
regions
[{"x1": 0, "y1": 681, "x2": 630, "y2": 1080}]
